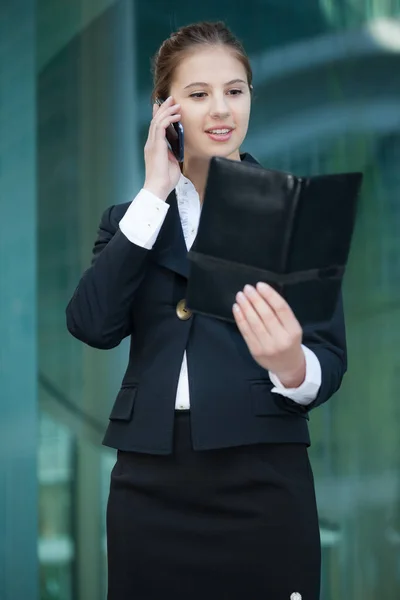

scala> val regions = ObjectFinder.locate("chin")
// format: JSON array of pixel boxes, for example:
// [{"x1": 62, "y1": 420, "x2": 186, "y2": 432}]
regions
[
  {"x1": 204, "y1": 144, "x2": 240, "y2": 160},
  {"x1": 186, "y1": 140, "x2": 240, "y2": 162}
]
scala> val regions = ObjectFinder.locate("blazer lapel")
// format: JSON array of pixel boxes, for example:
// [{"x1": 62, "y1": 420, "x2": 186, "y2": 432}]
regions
[
  {"x1": 241, "y1": 152, "x2": 261, "y2": 167},
  {"x1": 152, "y1": 190, "x2": 190, "y2": 278}
]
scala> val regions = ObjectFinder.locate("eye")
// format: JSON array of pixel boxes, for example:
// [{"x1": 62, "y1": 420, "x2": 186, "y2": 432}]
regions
[
  {"x1": 189, "y1": 92, "x2": 207, "y2": 99},
  {"x1": 227, "y1": 89, "x2": 243, "y2": 96}
]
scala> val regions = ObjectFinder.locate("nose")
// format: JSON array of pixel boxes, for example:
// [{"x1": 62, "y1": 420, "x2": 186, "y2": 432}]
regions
[{"x1": 209, "y1": 94, "x2": 231, "y2": 120}]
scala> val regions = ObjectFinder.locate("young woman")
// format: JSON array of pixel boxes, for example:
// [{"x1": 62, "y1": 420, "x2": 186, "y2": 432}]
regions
[{"x1": 66, "y1": 21, "x2": 347, "y2": 600}]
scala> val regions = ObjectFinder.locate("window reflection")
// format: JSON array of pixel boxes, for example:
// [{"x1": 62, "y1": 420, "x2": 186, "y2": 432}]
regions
[
  {"x1": 38, "y1": 413, "x2": 75, "y2": 600},
  {"x1": 320, "y1": 0, "x2": 400, "y2": 27}
]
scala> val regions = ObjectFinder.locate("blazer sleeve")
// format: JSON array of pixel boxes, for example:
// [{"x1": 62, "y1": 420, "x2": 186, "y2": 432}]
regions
[
  {"x1": 300, "y1": 292, "x2": 348, "y2": 410},
  {"x1": 66, "y1": 205, "x2": 150, "y2": 349}
]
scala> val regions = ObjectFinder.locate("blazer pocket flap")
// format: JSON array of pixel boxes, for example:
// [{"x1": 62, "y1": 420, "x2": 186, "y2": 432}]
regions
[
  {"x1": 109, "y1": 386, "x2": 137, "y2": 421},
  {"x1": 251, "y1": 381, "x2": 309, "y2": 419}
]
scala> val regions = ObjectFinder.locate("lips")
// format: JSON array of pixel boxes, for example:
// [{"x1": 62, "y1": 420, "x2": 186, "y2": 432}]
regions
[
  {"x1": 205, "y1": 126, "x2": 235, "y2": 143},
  {"x1": 205, "y1": 126, "x2": 234, "y2": 134}
]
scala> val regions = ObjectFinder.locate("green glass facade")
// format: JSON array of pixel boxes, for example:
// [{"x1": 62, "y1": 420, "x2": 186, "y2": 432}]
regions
[{"x1": 1, "y1": 1, "x2": 400, "y2": 598}]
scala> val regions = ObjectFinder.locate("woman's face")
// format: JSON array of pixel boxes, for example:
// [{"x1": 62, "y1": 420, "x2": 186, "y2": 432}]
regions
[{"x1": 169, "y1": 46, "x2": 251, "y2": 162}]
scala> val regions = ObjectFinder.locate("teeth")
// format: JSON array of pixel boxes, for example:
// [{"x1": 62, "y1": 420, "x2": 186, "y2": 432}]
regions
[{"x1": 208, "y1": 129, "x2": 230, "y2": 134}]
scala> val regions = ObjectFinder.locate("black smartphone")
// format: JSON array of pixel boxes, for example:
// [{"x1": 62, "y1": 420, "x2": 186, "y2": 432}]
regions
[{"x1": 155, "y1": 98, "x2": 184, "y2": 163}]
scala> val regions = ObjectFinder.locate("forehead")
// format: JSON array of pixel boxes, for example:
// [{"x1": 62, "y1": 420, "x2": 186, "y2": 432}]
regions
[{"x1": 171, "y1": 46, "x2": 247, "y2": 87}]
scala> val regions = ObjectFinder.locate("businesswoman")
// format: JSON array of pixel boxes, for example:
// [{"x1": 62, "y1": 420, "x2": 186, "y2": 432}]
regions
[{"x1": 66, "y1": 21, "x2": 347, "y2": 600}]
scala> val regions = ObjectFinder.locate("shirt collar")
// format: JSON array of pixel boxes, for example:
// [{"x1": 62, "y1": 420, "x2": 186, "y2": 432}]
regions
[
  {"x1": 176, "y1": 172, "x2": 195, "y2": 196},
  {"x1": 175, "y1": 153, "x2": 261, "y2": 199}
]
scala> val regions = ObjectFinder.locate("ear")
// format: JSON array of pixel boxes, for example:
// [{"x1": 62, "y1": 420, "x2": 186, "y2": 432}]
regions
[{"x1": 249, "y1": 84, "x2": 254, "y2": 102}]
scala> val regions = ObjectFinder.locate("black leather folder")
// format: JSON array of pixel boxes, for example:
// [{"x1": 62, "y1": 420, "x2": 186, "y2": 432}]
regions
[{"x1": 186, "y1": 156, "x2": 363, "y2": 325}]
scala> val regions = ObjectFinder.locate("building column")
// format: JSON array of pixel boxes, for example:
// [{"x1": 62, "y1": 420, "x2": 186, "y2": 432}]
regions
[{"x1": 0, "y1": 2, "x2": 38, "y2": 599}]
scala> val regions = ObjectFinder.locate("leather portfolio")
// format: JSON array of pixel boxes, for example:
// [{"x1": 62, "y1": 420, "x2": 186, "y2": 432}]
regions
[{"x1": 186, "y1": 156, "x2": 363, "y2": 325}]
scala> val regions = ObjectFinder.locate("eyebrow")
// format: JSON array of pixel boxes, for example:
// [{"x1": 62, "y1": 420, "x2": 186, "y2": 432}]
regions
[{"x1": 183, "y1": 79, "x2": 247, "y2": 89}]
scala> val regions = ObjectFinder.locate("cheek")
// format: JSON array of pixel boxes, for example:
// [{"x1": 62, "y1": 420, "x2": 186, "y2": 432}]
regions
[
  {"x1": 235, "y1": 100, "x2": 251, "y2": 123},
  {"x1": 181, "y1": 114, "x2": 204, "y2": 144},
  {"x1": 235, "y1": 110, "x2": 251, "y2": 137}
]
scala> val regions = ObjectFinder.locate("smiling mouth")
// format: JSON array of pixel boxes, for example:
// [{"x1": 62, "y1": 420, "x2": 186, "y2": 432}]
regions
[{"x1": 205, "y1": 128, "x2": 233, "y2": 135}]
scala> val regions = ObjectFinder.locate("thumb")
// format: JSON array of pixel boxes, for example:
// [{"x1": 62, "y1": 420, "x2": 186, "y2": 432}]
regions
[{"x1": 167, "y1": 149, "x2": 180, "y2": 165}]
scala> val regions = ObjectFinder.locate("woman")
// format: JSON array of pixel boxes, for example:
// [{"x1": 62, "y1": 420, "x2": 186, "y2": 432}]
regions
[{"x1": 66, "y1": 21, "x2": 347, "y2": 600}]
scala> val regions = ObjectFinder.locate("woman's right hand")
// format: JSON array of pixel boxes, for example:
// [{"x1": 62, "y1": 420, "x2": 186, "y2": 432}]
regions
[{"x1": 143, "y1": 96, "x2": 182, "y2": 200}]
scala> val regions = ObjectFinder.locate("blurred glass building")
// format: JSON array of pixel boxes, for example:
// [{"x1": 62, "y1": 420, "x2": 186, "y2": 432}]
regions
[{"x1": 1, "y1": 1, "x2": 400, "y2": 599}]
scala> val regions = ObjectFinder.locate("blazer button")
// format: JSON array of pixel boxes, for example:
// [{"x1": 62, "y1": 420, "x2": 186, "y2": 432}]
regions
[{"x1": 176, "y1": 299, "x2": 192, "y2": 321}]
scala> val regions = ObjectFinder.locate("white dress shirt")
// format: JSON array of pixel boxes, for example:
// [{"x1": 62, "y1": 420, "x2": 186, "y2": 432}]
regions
[{"x1": 119, "y1": 173, "x2": 322, "y2": 410}]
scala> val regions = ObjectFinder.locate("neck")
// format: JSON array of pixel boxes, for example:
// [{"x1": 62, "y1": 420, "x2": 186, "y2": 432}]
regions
[
  {"x1": 182, "y1": 157, "x2": 209, "y2": 203},
  {"x1": 182, "y1": 150, "x2": 241, "y2": 203}
]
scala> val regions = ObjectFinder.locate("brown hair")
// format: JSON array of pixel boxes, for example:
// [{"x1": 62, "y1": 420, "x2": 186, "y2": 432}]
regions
[{"x1": 151, "y1": 21, "x2": 253, "y2": 103}]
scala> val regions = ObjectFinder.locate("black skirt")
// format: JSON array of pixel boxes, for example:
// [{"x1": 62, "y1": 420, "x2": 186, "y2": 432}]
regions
[{"x1": 107, "y1": 412, "x2": 321, "y2": 600}]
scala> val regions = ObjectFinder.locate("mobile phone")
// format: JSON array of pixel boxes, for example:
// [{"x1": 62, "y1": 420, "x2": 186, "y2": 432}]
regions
[{"x1": 155, "y1": 98, "x2": 184, "y2": 163}]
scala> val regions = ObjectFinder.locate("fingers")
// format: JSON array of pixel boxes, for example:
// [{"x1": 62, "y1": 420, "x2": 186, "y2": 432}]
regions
[
  {"x1": 236, "y1": 290, "x2": 270, "y2": 339},
  {"x1": 152, "y1": 97, "x2": 180, "y2": 125},
  {"x1": 232, "y1": 302, "x2": 265, "y2": 359},
  {"x1": 241, "y1": 285, "x2": 282, "y2": 338},
  {"x1": 256, "y1": 282, "x2": 302, "y2": 337},
  {"x1": 234, "y1": 290, "x2": 273, "y2": 361},
  {"x1": 149, "y1": 99, "x2": 181, "y2": 144},
  {"x1": 153, "y1": 95, "x2": 173, "y2": 112},
  {"x1": 233, "y1": 283, "x2": 302, "y2": 354},
  {"x1": 167, "y1": 148, "x2": 180, "y2": 166},
  {"x1": 159, "y1": 113, "x2": 181, "y2": 131}
]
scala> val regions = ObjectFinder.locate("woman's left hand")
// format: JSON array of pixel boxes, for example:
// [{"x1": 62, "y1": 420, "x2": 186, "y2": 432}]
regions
[{"x1": 233, "y1": 282, "x2": 306, "y2": 388}]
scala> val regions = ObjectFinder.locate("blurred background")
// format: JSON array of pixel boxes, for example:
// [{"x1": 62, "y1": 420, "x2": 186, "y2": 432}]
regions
[{"x1": 1, "y1": 1, "x2": 400, "y2": 599}]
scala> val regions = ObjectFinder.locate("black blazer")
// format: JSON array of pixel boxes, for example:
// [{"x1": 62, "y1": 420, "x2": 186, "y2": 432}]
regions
[{"x1": 66, "y1": 156, "x2": 347, "y2": 455}]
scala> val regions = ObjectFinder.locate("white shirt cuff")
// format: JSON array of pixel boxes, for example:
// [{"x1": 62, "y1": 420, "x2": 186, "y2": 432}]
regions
[
  {"x1": 119, "y1": 189, "x2": 169, "y2": 249},
  {"x1": 269, "y1": 345, "x2": 322, "y2": 405}
]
